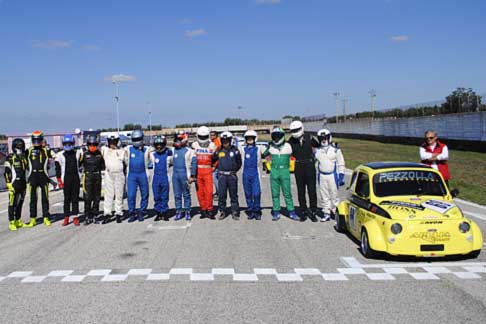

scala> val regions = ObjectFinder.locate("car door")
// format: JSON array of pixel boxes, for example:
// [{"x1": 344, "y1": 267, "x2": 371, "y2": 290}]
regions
[{"x1": 348, "y1": 171, "x2": 371, "y2": 238}]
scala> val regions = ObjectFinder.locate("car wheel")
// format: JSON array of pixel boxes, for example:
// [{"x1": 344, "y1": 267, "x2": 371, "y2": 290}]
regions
[
  {"x1": 335, "y1": 213, "x2": 345, "y2": 233},
  {"x1": 361, "y1": 229, "x2": 378, "y2": 259},
  {"x1": 469, "y1": 250, "x2": 481, "y2": 259}
]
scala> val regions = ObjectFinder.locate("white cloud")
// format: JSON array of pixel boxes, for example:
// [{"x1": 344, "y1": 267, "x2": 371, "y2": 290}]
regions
[
  {"x1": 105, "y1": 74, "x2": 136, "y2": 83},
  {"x1": 180, "y1": 18, "x2": 192, "y2": 25},
  {"x1": 255, "y1": 0, "x2": 281, "y2": 5},
  {"x1": 389, "y1": 35, "x2": 409, "y2": 42},
  {"x1": 32, "y1": 40, "x2": 72, "y2": 49},
  {"x1": 82, "y1": 44, "x2": 101, "y2": 52},
  {"x1": 185, "y1": 29, "x2": 207, "y2": 38}
]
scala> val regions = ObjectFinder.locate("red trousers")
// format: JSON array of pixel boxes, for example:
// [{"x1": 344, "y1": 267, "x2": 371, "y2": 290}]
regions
[{"x1": 197, "y1": 168, "x2": 213, "y2": 211}]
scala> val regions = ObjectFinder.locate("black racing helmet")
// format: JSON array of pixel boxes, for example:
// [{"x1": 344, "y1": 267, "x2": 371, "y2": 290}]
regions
[
  {"x1": 12, "y1": 138, "x2": 26, "y2": 154},
  {"x1": 86, "y1": 135, "x2": 99, "y2": 146},
  {"x1": 153, "y1": 135, "x2": 167, "y2": 152},
  {"x1": 31, "y1": 130, "x2": 44, "y2": 147}
]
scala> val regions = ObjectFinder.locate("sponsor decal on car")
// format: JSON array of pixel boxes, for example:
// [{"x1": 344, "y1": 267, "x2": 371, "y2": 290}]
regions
[
  {"x1": 422, "y1": 199, "x2": 455, "y2": 214},
  {"x1": 377, "y1": 171, "x2": 436, "y2": 183},
  {"x1": 380, "y1": 201, "x2": 425, "y2": 213},
  {"x1": 410, "y1": 231, "x2": 451, "y2": 243}
]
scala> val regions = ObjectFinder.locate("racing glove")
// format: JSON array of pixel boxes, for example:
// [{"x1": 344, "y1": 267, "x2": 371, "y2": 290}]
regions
[
  {"x1": 338, "y1": 173, "x2": 345, "y2": 187},
  {"x1": 57, "y1": 178, "x2": 64, "y2": 189}
]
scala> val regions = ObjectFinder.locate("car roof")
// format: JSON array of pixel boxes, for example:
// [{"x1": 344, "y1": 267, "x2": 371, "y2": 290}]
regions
[{"x1": 363, "y1": 162, "x2": 432, "y2": 170}]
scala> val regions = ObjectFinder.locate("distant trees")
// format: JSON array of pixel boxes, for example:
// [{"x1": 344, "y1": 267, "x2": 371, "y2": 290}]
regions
[
  {"x1": 175, "y1": 118, "x2": 280, "y2": 128},
  {"x1": 0, "y1": 134, "x2": 7, "y2": 140},
  {"x1": 327, "y1": 87, "x2": 483, "y2": 123}
]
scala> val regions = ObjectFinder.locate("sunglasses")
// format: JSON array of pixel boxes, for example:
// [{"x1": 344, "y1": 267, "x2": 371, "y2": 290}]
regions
[{"x1": 426, "y1": 136, "x2": 436, "y2": 140}]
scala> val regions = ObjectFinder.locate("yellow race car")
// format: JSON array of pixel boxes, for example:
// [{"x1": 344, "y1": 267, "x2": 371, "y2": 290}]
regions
[{"x1": 336, "y1": 162, "x2": 483, "y2": 259}]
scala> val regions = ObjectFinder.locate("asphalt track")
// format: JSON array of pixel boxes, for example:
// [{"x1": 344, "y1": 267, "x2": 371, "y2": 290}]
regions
[{"x1": 0, "y1": 171, "x2": 485, "y2": 324}]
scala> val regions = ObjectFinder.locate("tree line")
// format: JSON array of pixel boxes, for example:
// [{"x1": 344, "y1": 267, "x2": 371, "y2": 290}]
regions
[{"x1": 327, "y1": 87, "x2": 484, "y2": 123}]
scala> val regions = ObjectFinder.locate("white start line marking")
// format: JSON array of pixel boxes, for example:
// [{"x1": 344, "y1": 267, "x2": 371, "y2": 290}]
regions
[{"x1": 1, "y1": 257, "x2": 485, "y2": 284}]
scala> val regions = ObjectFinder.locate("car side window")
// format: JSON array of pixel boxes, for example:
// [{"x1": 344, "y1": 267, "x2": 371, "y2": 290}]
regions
[
  {"x1": 355, "y1": 172, "x2": 370, "y2": 198},
  {"x1": 349, "y1": 171, "x2": 357, "y2": 189}
]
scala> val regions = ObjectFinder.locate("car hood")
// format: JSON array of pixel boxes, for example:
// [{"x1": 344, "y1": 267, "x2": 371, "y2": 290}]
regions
[{"x1": 376, "y1": 196, "x2": 463, "y2": 221}]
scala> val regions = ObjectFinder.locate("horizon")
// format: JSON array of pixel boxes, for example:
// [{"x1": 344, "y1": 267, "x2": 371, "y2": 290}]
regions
[{"x1": 1, "y1": 0, "x2": 485, "y2": 134}]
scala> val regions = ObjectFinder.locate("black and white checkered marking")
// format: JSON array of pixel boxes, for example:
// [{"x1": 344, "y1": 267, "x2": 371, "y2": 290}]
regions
[{"x1": 1, "y1": 258, "x2": 485, "y2": 284}]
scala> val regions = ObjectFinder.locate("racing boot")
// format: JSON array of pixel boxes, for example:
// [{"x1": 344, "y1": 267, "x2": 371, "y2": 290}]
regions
[
  {"x1": 289, "y1": 211, "x2": 299, "y2": 221},
  {"x1": 43, "y1": 217, "x2": 52, "y2": 226},
  {"x1": 254, "y1": 212, "x2": 261, "y2": 221},
  {"x1": 184, "y1": 211, "x2": 191, "y2": 221},
  {"x1": 138, "y1": 212, "x2": 144, "y2": 222},
  {"x1": 62, "y1": 216, "x2": 69, "y2": 226},
  {"x1": 102, "y1": 215, "x2": 110, "y2": 224},
  {"x1": 115, "y1": 214, "x2": 123, "y2": 224},
  {"x1": 218, "y1": 211, "x2": 227, "y2": 220},
  {"x1": 232, "y1": 213, "x2": 240, "y2": 221},
  {"x1": 247, "y1": 211, "x2": 254, "y2": 220},
  {"x1": 24, "y1": 217, "x2": 36, "y2": 228},
  {"x1": 128, "y1": 212, "x2": 138, "y2": 223},
  {"x1": 73, "y1": 216, "x2": 80, "y2": 226},
  {"x1": 14, "y1": 219, "x2": 24, "y2": 228},
  {"x1": 200, "y1": 210, "x2": 207, "y2": 219},
  {"x1": 84, "y1": 215, "x2": 91, "y2": 225},
  {"x1": 174, "y1": 211, "x2": 184, "y2": 221},
  {"x1": 9, "y1": 221, "x2": 17, "y2": 231},
  {"x1": 154, "y1": 212, "x2": 163, "y2": 222},
  {"x1": 300, "y1": 210, "x2": 308, "y2": 222},
  {"x1": 308, "y1": 210, "x2": 318, "y2": 223},
  {"x1": 207, "y1": 210, "x2": 215, "y2": 220},
  {"x1": 321, "y1": 213, "x2": 331, "y2": 222},
  {"x1": 272, "y1": 211, "x2": 280, "y2": 221}
]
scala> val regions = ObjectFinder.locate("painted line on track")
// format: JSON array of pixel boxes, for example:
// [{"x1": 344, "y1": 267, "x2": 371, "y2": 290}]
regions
[
  {"x1": 341, "y1": 257, "x2": 486, "y2": 269},
  {"x1": 464, "y1": 211, "x2": 486, "y2": 221}
]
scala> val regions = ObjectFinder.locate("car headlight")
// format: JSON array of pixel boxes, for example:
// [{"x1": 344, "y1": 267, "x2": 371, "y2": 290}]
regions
[
  {"x1": 459, "y1": 222, "x2": 470, "y2": 233},
  {"x1": 391, "y1": 223, "x2": 402, "y2": 235}
]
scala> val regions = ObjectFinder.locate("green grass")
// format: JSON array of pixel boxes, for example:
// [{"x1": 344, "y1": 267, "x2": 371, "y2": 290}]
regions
[
  {"x1": 260, "y1": 134, "x2": 486, "y2": 205},
  {"x1": 334, "y1": 137, "x2": 486, "y2": 205}
]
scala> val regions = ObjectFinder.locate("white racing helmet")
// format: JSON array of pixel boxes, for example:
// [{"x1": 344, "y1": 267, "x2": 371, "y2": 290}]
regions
[
  {"x1": 244, "y1": 130, "x2": 258, "y2": 143},
  {"x1": 290, "y1": 120, "x2": 304, "y2": 138},
  {"x1": 196, "y1": 126, "x2": 210, "y2": 144},
  {"x1": 107, "y1": 133, "x2": 120, "y2": 147},
  {"x1": 271, "y1": 127, "x2": 286, "y2": 146},
  {"x1": 220, "y1": 131, "x2": 233, "y2": 145},
  {"x1": 317, "y1": 129, "x2": 332, "y2": 146}
]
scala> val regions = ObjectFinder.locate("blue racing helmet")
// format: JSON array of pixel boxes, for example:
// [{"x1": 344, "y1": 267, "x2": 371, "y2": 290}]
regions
[{"x1": 63, "y1": 134, "x2": 75, "y2": 151}]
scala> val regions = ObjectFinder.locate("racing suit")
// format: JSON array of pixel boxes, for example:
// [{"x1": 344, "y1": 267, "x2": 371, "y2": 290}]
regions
[
  {"x1": 81, "y1": 149, "x2": 104, "y2": 221},
  {"x1": 26, "y1": 146, "x2": 56, "y2": 221},
  {"x1": 242, "y1": 144, "x2": 263, "y2": 216},
  {"x1": 216, "y1": 145, "x2": 242, "y2": 217},
  {"x1": 172, "y1": 146, "x2": 193, "y2": 212},
  {"x1": 101, "y1": 146, "x2": 126, "y2": 217},
  {"x1": 191, "y1": 141, "x2": 217, "y2": 216},
  {"x1": 288, "y1": 134, "x2": 319, "y2": 217},
  {"x1": 4, "y1": 153, "x2": 27, "y2": 225},
  {"x1": 150, "y1": 148, "x2": 173, "y2": 215},
  {"x1": 314, "y1": 143, "x2": 346, "y2": 215},
  {"x1": 55, "y1": 149, "x2": 83, "y2": 219},
  {"x1": 125, "y1": 145, "x2": 150, "y2": 218},
  {"x1": 212, "y1": 137, "x2": 221, "y2": 197},
  {"x1": 262, "y1": 143, "x2": 295, "y2": 213}
]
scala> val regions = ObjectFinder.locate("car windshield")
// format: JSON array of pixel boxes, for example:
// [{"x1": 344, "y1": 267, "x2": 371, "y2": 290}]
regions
[{"x1": 373, "y1": 170, "x2": 447, "y2": 197}]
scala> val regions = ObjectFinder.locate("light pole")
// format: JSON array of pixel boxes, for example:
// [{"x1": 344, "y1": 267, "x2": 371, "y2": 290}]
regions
[
  {"x1": 342, "y1": 98, "x2": 347, "y2": 123},
  {"x1": 333, "y1": 92, "x2": 340, "y2": 124},
  {"x1": 147, "y1": 101, "x2": 152, "y2": 143},
  {"x1": 237, "y1": 106, "x2": 243, "y2": 123},
  {"x1": 369, "y1": 89, "x2": 376, "y2": 120},
  {"x1": 112, "y1": 81, "x2": 120, "y2": 132}
]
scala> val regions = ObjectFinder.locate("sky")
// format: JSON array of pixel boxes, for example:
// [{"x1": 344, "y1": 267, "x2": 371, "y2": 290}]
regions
[{"x1": 0, "y1": 0, "x2": 485, "y2": 134}]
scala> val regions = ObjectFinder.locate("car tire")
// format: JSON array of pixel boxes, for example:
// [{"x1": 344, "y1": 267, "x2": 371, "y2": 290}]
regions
[
  {"x1": 335, "y1": 213, "x2": 345, "y2": 233},
  {"x1": 469, "y1": 250, "x2": 481, "y2": 259},
  {"x1": 361, "y1": 229, "x2": 378, "y2": 259}
]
